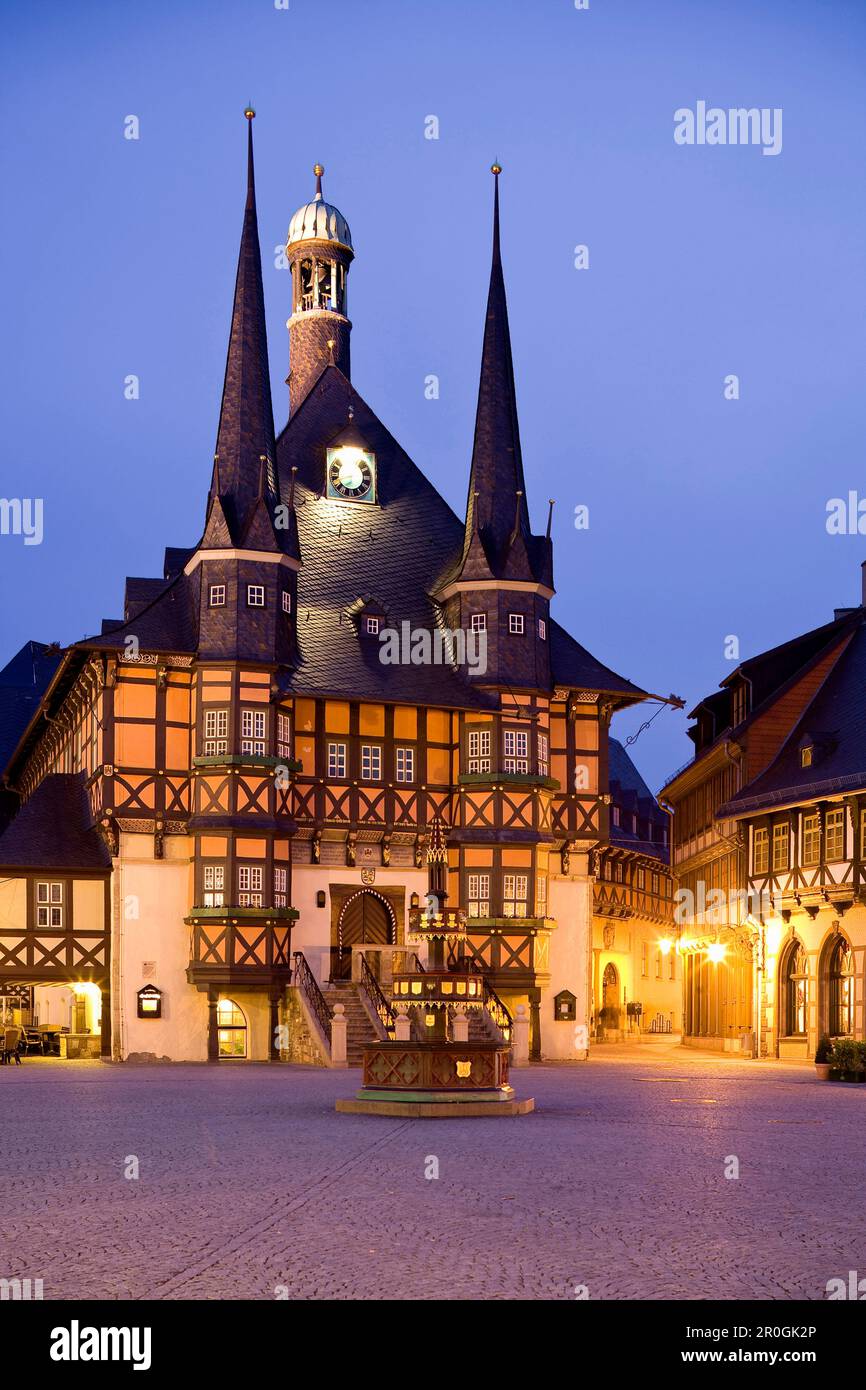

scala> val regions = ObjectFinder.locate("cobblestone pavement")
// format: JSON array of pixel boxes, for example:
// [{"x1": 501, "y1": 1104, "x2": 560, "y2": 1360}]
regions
[{"x1": 2, "y1": 1046, "x2": 863, "y2": 1300}]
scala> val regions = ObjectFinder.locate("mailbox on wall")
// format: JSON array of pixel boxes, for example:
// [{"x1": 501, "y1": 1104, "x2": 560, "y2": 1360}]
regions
[
  {"x1": 137, "y1": 985, "x2": 163, "y2": 1019},
  {"x1": 554, "y1": 989, "x2": 577, "y2": 1021}
]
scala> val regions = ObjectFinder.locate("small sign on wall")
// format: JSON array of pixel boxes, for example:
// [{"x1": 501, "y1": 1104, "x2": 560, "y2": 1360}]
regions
[
  {"x1": 554, "y1": 989, "x2": 577, "y2": 1022},
  {"x1": 137, "y1": 985, "x2": 163, "y2": 1019}
]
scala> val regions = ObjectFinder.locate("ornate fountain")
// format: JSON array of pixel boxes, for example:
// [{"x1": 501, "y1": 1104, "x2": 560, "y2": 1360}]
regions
[{"x1": 337, "y1": 819, "x2": 534, "y2": 1117}]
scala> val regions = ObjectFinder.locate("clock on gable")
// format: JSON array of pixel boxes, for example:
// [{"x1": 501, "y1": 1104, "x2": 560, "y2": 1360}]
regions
[{"x1": 326, "y1": 446, "x2": 377, "y2": 504}]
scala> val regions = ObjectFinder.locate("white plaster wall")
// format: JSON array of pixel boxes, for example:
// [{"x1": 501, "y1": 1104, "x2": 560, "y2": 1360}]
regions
[
  {"x1": 544, "y1": 862, "x2": 593, "y2": 1060},
  {"x1": 115, "y1": 833, "x2": 208, "y2": 1062}
]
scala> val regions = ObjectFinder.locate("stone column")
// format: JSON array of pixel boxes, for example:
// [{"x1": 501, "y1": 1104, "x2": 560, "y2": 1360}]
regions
[
  {"x1": 330, "y1": 1002, "x2": 348, "y2": 1066},
  {"x1": 207, "y1": 987, "x2": 219, "y2": 1063},
  {"x1": 451, "y1": 1007, "x2": 469, "y2": 1043},
  {"x1": 395, "y1": 1008, "x2": 412, "y2": 1042},
  {"x1": 512, "y1": 1004, "x2": 530, "y2": 1066},
  {"x1": 100, "y1": 979, "x2": 112, "y2": 1060}
]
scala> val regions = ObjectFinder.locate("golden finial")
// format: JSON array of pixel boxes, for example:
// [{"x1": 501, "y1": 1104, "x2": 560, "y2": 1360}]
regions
[
  {"x1": 491, "y1": 160, "x2": 502, "y2": 175},
  {"x1": 313, "y1": 163, "x2": 324, "y2": 198},
  {"x1": 244, "y1": 105, "x2": 256, "y2": 120}
]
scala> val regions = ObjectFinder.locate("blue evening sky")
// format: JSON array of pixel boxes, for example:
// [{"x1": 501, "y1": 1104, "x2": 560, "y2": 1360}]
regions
[{"x1": 1, "y1": 0, "x2": 865, "y2": 792}]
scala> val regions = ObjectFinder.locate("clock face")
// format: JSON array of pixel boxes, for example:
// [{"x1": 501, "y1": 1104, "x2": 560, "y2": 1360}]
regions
[{"x1": 326, "y1": 447, "x2": 376, "y2": 503}]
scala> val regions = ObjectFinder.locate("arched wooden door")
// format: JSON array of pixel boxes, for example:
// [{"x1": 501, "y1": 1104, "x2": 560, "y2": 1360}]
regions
[{"x1": 333, "y1": 892, "x2": 394, "y2": 980}]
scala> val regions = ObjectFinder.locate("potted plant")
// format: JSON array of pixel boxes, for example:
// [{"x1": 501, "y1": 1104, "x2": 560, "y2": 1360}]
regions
[
  {"x1": 815, "y1": 1034, "x2": 832, "y2": 1081},
  {"x1": 829, "y1": 1038, "x2": 866, "y2": 1082}
]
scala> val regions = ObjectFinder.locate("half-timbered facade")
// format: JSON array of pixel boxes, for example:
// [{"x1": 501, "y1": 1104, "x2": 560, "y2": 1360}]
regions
[
  {"x1": 661, "y1": 570, "x2": 866, "y2": 1057},
  {"x1": 0, "y1": 115, "x2": 666, "y2": 1062}
]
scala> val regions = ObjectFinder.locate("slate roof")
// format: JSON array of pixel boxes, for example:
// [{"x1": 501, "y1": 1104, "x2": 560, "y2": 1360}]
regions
[
  {"x1": 0, "y1": 642, "x2": 63, "y2": 775},
  {"x1": 608, "y1": 737, "x2": 669, "y2": 863},
  {"x1": 717, "y1": 613, "x2": 866, "y2": 816},
  {"x1": 0, "y1": 773, "x2": 110, "y2": 870},
  {"x1": 82, "y1": 573, "x2": 198, "y2": 655}
]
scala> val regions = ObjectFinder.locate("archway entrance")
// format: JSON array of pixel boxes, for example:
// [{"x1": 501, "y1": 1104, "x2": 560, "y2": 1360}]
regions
[
  {"x1": 602, "y1": 962, "x2": 619, "y2": 1011},
  {"x1": 216, "y1": 999, "x2": 247, "y2": 1058},
  {"x1": 333, "y1": 891, "x2": 395, "y2": 980}
]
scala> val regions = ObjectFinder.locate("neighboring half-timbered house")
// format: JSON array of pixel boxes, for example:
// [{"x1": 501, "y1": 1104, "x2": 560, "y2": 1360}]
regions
[
  {"x1": 0, "y1": 114, "x2": 667, "y2": 1062},
  {"x1": 661, "y1": 573, "x2": 866, "y2": 1058}
]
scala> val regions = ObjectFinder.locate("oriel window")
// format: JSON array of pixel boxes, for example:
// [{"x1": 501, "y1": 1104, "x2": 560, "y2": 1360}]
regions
[
  {"x1": 503, "y1": 729, "x2": 529, "y2": 773},
  {"x1": 203, "y1": 708, "x2": 229, "y2": 756},
  {"x1": 241, "y1": 708, "x2": 267, "y2": 756},
  {"x1": 277, "y1": 711, "x2": 292, "y2": 761},
  {"x1": 203, "y1": 864, "x2": 224, "y2": 907},
  {"x1": 502, "y1": 873, "x2": 528, "y2": 917},
  {"x1": 467, "y1": 873, "x2": 490, "y2": 917},
  {"x1": 238, "y1": 865, "x2": 263, "y2": 908},
  {"x1": 467, "y1": 729, "x2": 491, "y2": 774},
  {"x1": 273, "y1": 866, "x2": 288, "y2": 908}
]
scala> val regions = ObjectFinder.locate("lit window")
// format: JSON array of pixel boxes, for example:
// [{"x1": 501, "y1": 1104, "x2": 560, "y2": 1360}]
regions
[
  {"x1": 538, "y1": 618, "x2": 547, "y2": 640},
  {"x1": 503, "y1": 873, "x2": 528, "y2": 917},
  {"x1": 772, "y1": 822, "x2": 789, "y2": 872},
  {"x1": 467, "y1": 728, "x2": 491, "y2": 774},
  {"x1": 537, "y1": 732, "x2": 549, "y2": 777},
  {"x1": 503, "y1": 729, "x2": 528, "y2": 773},
  {"x1": 802, "y1": 813, "x2": 821, "y2": 868},
  {"x1": 801, "y1": 745, "x2": 813, "y2": 768},
  {"x1": 861, "y1": 809, "x2": 866, "y2": 860},
  {"x1": 636, "y1": 867, "x2": 645, "y2": 890},
  {"x1": 614, "y1": 862, "x2": 624, "y2": 883},
  {"x1": 217, "y1": 999, "x2": 247, "y2": 1058},
  {"x1": 209, "y1": 584, "x2": 226, "y2": 608},
  {"x1": 282, "y1": 590, "x2": 292, "y2": 614},
  {"x1": 783, "y1": 941, "x2": 808, "y2": 1036},
  {"x1": 467, "y1": 873, "x2": 490, "y2": 917},
  {"x1": 612, "y1": 806, "x2": 621, "y2": 827},
  {"x1": 203, "y1": 708, "x2": 229, "y2": 756},
  {"x1": 395, "y1": 746, "x2": 415, "y2": 783},
  {"x1": 238, "y1": 865, "x2": 263, "y2": 907},
  {"x1": 470, "y1": 614, "x2": 486, "y2": 632},
  {"x1": 753, "y1": 827, "x2": 769, "y2": 875},
  {"x1": 641, "y1": 941, "x2": 647, "y2": 977},
  {"x1": 508, "y1": 613, "x2": 524, "y2": 634},
  {"x1": 364, "y1": 616, "x2": 380, "y2": 635},
  {"x1": 361, "y1": 744, "x2": 382, "y2": 781},
  {"x1": 240, "y1": 708, "x2": 266, "y2": 756},
  {"x1": 655, "y1": 950, "x2": 662, "y2": 979},
  {"x1": 203, "y1": 864, "x2": 224, "y2": 907},
  {"x1": 273, "y1": 866, "x2": 288, "y2": 907},
  {"x1": 36, "y1": 881, "x2": 63, "y2": 928},
  {"x1": 535, "y1": 873, "x2": 547, "y2": 917},
  {"x1": 669, "y1": 952, "x2": 676, "y2": 981},
  {"x1": 247, "y1": 585, "x2": 265, "y2": 608},
  {"x1": 277, "y1": 711, "x2": 291, "y2": 761},
  {"x1": 651, "y1": 872, "x2": 659, "y2": 894},
  {"x1": 328, "y1": 742, "x2": 347, "y2": 779},
  {"x1": 825, "y1": 807, "x2": 845, "y2": 861}
]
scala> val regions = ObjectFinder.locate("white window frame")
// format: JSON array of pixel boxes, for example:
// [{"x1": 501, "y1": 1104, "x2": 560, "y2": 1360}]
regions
[
  {"x1": 328, "y1": 742, "x2": 347, "y2": 779},
  {"x1": 753, "y1": 826, "x2": 769, "y2": 875},
  {"x1": 538, "y1": 618, "x2": 547, "y2": 640},
  {"x1": 395, "y1": 746, "x2": 415, "y2": 783},
  {"x1": 503, "y1": 728, "x2": 529, "y2": 774},
  {"x1": 361, "y1": 744, "x2": 382, "y2": 781},
  {"x1": 273, "y1": 865, "x2": 288, "y2": 907},
  {"x1": 203, "y1": 707, "x2": 229, "y2": 756},
  {"x1": 470, "y1": 613, "x2": 486, "y2": 632},
  {"x1": 247, "y1": 584, "x2": 265, "y2": 608},
  {"x1": 467, "y1": 728, "x2": 491, "y2": 774},
  {"x1": 467, "y1": 873, "x2": 490, "y2": 918},
  {"x1": 208, "y1": 584, "x2": 226, "y2": 608},
  {"x1": 282, "y1": 590, "x2": 292, "y2": 614},
  {"x1": 364, "y1": 616, "x2": 380, "y2": 635},
  {"x1": 508, "y1": 613, "x2": 524, "y2": 634},
  {"x1": 203, "y1": 864, "x2": 225, "y2": 907},
  {"x1": 240, "y1": 707, "x2": 267, "y2": 756},
  {"x1": 238, "y1": 864, "x2": 263, "y2": 908},
  {"x1": 36, "y1": 881, "x2": 63, "y2": 928},
  {"x1": 502, "y1": 873, "x2": 528, "y2": 918},
  {"x1": 277, "y1": 711, "x2": 291, "y2": 761},
  {"x1": 537, "y1": 731, "x2": 549, "y2": 777}
]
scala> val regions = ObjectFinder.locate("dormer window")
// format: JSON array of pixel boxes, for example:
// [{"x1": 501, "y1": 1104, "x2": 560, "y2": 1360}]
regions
[
  {"x1": 801, "y1": 745, "x2": 813, "y2": 768},
  {"x1": 364, "y1": 616, "x2": 380, "y2": 635},
  {"x1": 731, "y1": 681, "x2": 749, "y2": 728}
]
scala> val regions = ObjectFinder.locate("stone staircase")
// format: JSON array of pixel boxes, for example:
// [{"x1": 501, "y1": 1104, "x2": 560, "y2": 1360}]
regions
[{"x1": 321, "y1": 982, "x2": 380, "y2": 1066}]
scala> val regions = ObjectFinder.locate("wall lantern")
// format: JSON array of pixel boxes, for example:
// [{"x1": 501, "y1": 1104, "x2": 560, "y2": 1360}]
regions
[
  {"x1": 409, "y1": 892, "x2": 420, "y2": 910},
  {"x1": 316, "y1": 891, "x2": 327, "y2": 908},
  {"x1": 137, "y1": 985, "x2": 163, "y2": 1019},
  {"x1": 554, "y1": 989, "x2": 577, "y2": 1022}
]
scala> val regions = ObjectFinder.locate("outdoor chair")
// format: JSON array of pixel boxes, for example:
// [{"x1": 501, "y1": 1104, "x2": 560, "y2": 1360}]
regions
[{"x1": 2, "y1": 1027, "x2": 22, "y2": 1065}]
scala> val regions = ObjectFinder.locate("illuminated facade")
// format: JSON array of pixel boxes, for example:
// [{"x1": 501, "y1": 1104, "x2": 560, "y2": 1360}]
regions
[
  {"x1": 0, "y1": 115, "x2": 666, "y2": 1064},
  {"x1": 662, "y1": 571, "x2": 866, "y2": 1058}
]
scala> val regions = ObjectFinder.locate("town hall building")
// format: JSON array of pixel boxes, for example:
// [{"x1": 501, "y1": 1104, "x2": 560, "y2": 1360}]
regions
[{"x1": 0, "y1": 113, "x2": 670, "y2": 1065}]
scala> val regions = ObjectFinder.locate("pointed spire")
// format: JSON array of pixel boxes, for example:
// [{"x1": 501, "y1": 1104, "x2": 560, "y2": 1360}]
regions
[
  {"x1": 207, "y1": 107, "x2": 278, "y2": 547},
  {"x1": 458, "y1": 163, "x2": 534, "y2": 580}
]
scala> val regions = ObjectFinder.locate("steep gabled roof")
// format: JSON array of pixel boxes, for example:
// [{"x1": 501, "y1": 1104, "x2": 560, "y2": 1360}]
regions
[
  {"x1": 718, "y1": 615, "x2": 866, "y2": 816},
  {"x1": 0, "y1": 642, "x2": 63, "y2": 777},
  {"x1": 0, "y1": 773, "x2": 110, "y2": 870},
  {"x1": 608, "y1": 737, "x2": 669, "y2": 862}
]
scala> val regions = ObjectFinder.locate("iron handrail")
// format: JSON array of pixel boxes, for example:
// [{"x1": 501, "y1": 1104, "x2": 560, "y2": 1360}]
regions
[
  {"x1": 292, "y1": 952, "x2": 333, "y2": 1041},
  {"x1": 358, "y1": 953, "x2": 396, "y2": 1038}
]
